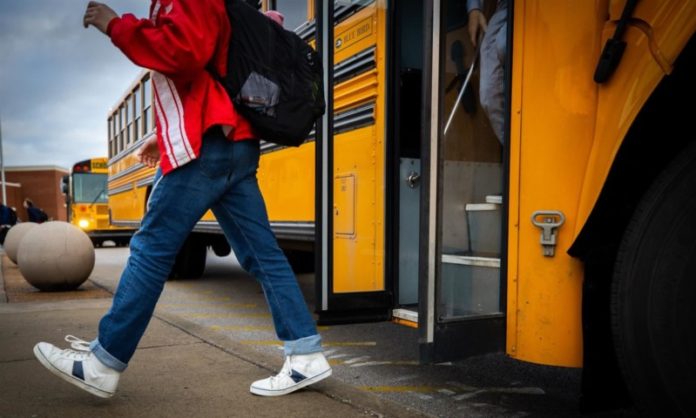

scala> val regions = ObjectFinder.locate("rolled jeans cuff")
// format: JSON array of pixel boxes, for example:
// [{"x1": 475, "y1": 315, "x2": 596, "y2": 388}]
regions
[
  {"x1": 90, "y1": 339, "x2": 128, "y2": 372},
  {"x1": 284, "y1": 334, "x2": 322, "y2": 356}
]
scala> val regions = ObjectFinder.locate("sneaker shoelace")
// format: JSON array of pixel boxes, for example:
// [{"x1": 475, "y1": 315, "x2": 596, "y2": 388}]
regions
[
  {"x1": 65, "y1": 335, "x2": 91, "y2": 351},
  {"x1": 63, "y1": 335, "x2": 91, "y2": 360},
  {"x1": 268, "y1": 356, "x2": 294, "y2": 387}
]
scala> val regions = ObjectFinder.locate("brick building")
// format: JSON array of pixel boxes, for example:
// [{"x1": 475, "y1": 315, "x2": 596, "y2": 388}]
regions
[{"x1": 2, "y1": 166, "x2": 69, "y2": 222}]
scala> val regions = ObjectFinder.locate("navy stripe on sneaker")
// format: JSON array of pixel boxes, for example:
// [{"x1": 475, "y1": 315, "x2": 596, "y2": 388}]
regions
[
  {"x1": 72, "y1": 361, "x2": 85, "y2": 381},
  {"x1": 289, "y1": 369, "x2": 307, "y2": 383}
]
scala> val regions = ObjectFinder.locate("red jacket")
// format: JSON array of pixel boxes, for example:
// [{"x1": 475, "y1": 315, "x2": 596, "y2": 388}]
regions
[{"x1": 107, "y1": 0, "x2": 255, "y2": 175}]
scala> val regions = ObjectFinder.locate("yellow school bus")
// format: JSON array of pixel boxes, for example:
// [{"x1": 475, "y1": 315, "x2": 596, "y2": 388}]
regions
[
  {"x1": 61, "y1": 157, "x2": 132, "y2": 246},
  {"x1": 107, "y1": 1, "x2": 695, "y2": 414}
]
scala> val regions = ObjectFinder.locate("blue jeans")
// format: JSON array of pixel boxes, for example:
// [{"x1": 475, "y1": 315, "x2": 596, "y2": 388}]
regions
[
  {"x1": 90, "y1": 128, "x2": 321, "y2": 372},
  {"x1": 479, "y1": 3, "x2": 507, "y2": 143}
]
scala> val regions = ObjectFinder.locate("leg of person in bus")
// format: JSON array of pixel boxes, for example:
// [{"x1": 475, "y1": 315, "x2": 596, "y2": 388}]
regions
[
  {"x1": 209, "y1": 139, "x2": 330, "y2": 397},
  {"x1": 33, "y1": 129, "x2": 231, "y2": 398},
  {"x1": 478, "y1": 3, "x2": 507, "y2": 144}
]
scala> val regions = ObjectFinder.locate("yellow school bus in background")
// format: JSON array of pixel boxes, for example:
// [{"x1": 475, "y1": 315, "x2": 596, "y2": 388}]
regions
[
  {"x1": 106, "y1": 1, "x2": 695, "y2": 415},
  {"x1": 61, "y1": 157, "x2": 132, "y2": 246}
]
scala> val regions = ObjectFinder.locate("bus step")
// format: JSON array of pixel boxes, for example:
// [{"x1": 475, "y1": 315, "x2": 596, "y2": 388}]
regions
[{"x1": 465, "y1": 202, "x2": 502, "y2": 256}]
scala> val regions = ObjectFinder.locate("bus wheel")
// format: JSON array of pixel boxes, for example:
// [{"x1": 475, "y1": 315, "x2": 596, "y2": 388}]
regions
[
  {"x1": 169, "y1": 236, "x2": 207, "y2": 279},
  {"x1": 283, "y1": 249, "x2": 314, "y2": 274},
  {"x1": 612, "y1": 143, "x2": 696, "y2": 417}
]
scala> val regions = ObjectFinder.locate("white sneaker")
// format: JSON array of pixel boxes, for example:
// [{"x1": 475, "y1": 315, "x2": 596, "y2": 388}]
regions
[
  {"x1": 250, "y1": 352, "x2": 332, "y2": 396},
  {"x1": 33, "y1": 335, "x2": 120, "y2": 399}
]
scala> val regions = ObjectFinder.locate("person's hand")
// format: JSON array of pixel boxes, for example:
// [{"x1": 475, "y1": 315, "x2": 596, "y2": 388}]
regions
[
  {"x1": 83, "y1": 1, "x2": 118, "y2": 34},
  {"x1": 136, "y1": 135, "x2": 161, "y2": 168},
  {"x1": 468, "y1": 9, "x2": 488, "y2": 47}
]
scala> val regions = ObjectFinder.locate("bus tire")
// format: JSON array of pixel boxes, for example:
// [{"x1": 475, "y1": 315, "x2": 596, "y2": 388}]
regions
[
  {"x1": 611, "y1": 142, "x2": 696, "y2": 417},
  {"x1": 169, "y1": 236, "x2": 207, "y2": 279},
  {"x1": 283, "y1": 249, "x2": 314, "y2": 274}
]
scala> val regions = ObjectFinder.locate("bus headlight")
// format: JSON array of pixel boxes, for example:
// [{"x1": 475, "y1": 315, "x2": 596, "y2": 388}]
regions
[{"x1": 78, "y1": 219, "x2": 90, "y2": 229}]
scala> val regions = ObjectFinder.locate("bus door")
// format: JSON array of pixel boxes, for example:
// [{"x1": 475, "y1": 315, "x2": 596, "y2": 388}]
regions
[
  {"x1": 390, "y1": 0, "x2": 424, "y2": 326},
  {"x1": 417, "y1": 0, "x2": 506, "y2": 362},
  {"x1": 316, "y1": 0, "x2": 392, "y2": 323}
]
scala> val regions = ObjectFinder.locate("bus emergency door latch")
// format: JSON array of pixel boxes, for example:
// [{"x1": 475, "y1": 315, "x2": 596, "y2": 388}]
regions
[
  {"x1": 406, "y1": 171, "x2": 421, "y2": 188},
  {"x1": 531, "y1": 211, "x2": 565, "y2": 257}
]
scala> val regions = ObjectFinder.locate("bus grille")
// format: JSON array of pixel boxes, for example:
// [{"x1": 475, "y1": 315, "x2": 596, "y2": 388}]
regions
[{"x1": 97, "y1": 206, "x2": 108, "y2": 215}]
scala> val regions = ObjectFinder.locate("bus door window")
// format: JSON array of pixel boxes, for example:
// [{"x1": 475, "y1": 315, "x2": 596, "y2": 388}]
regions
[{"x1": 437, "y1": 0, "x2": 504, "y2": 320}]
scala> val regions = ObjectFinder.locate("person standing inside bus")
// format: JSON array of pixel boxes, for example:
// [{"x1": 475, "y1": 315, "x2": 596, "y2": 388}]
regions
[
  {"x1": 33, "y1": 0, "x2": 330, "y2": 399},
  {"x1": 467, "y1": 0, "x2": 507, "y2": 143}
]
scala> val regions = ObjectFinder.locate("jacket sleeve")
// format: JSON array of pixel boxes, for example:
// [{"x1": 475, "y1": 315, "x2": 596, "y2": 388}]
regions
[{"x1": 108, "y1": 0, "x2": 221, "y2": 79}]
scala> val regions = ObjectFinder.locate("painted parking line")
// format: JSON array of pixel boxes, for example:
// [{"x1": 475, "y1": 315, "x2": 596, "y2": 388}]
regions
[{"x1": 452, "y1": 387, "x2": 545, "y2": 401}]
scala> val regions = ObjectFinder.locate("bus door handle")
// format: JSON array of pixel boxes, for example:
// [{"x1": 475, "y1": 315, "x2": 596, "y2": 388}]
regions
[{"x1": 531, "y1": 210, "x2": 565, "y2": 257}]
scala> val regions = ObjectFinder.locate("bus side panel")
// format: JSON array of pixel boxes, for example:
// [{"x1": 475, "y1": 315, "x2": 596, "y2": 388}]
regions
[
  {"x1": 108, "y1": 153, "x2": 155, "y2": 225},
  {"x1": 332, "y1": 3, "x2": 386, "y2": 293},
  {"x1": 258, "y1": 142, "x2": 316, "y2": 223},
  {"x1": 507, "y1": 1, "x2": 604, "y2": 367}
]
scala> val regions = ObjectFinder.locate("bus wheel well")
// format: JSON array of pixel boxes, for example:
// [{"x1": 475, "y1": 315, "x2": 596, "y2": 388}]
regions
[
  {"x1": 611, "y1": 140, "x2": 696, "y2": 416},
  {"x1": 570, "y1": 34, "x2": 696, "y2": 411}
]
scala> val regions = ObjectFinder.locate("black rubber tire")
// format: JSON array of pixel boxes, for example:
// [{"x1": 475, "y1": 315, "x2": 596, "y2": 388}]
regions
[
  {"x1": 283, "y1": 249, "x2": 315, "y2": 274},
  {"x1": 169, "y1": 237, "x2": 207, "y2": 279},
  {"x1": 612, "y1": 143, "x2": 696, "y2": 417}
]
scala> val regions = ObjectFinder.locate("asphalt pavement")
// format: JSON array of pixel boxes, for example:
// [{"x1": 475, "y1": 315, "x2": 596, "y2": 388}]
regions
[
  {"x1": 0, "y1": 250, "x2": 425, "y2": 418},
  {"x1": 0, "y1": 247, "x2": 639, "y2": 417}
]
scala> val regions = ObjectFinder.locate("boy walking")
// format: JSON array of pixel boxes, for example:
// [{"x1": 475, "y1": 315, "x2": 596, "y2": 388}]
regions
[{"x1": 33, "y1": 0, "x2": 330, "y2": 398}]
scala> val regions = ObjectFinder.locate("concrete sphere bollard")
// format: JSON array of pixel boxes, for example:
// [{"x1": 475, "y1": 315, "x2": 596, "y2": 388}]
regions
[
  {"x1": 17, "y1": 221, "x2": 95, "y2": 291},
  {"x1": 4, "y1": 222, "x2": 38, "y2": 264}
]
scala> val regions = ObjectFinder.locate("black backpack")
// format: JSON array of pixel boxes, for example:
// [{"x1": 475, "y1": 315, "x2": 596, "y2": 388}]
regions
[{"x1": 214, "y1": 0, "x2": 325, "y2": 147}]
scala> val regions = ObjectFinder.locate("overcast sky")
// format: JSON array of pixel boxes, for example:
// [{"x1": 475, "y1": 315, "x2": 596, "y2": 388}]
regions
[{"x1": 0, "y1": 0, "x2": 150, "y2": 170}]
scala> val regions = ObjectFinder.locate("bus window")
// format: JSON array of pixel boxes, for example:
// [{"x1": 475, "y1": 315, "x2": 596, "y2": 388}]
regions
[
  {"x1": 107, "y1": 116, "x2": 113, "y2": 158},
  {"x1": 269, "y1": 0, "x2": 307, "y2": 32},
  {"x1": 143, "y1": 76, "x2": 152, "y2": 135},
  {"x1": 118, "y1": 105, "x2": 125, "y2": 153},
  {"x1": 111, "y1": 114, "x2": 118, "y2": 156},
  {"x1": 126, "y1": 98, "x2": 133, "y2": 146},
  {"x1": 133, "y1": 87, "x2": 141, "y2": 142}
]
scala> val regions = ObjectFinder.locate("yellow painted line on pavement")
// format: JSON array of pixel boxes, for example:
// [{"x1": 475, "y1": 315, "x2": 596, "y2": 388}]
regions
[
  {"x1": 210, "y1": 325, "x2": 330, "y2": 332},
  {"x1": 210, "y1": 325, "x2": 274, "y2": 331},
  {"x1": 186, "y1": 312, "x2": 272, "y2": 318},
  {"x1": 160, "y1": 302, "x2": 257, "y2": 309}
]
